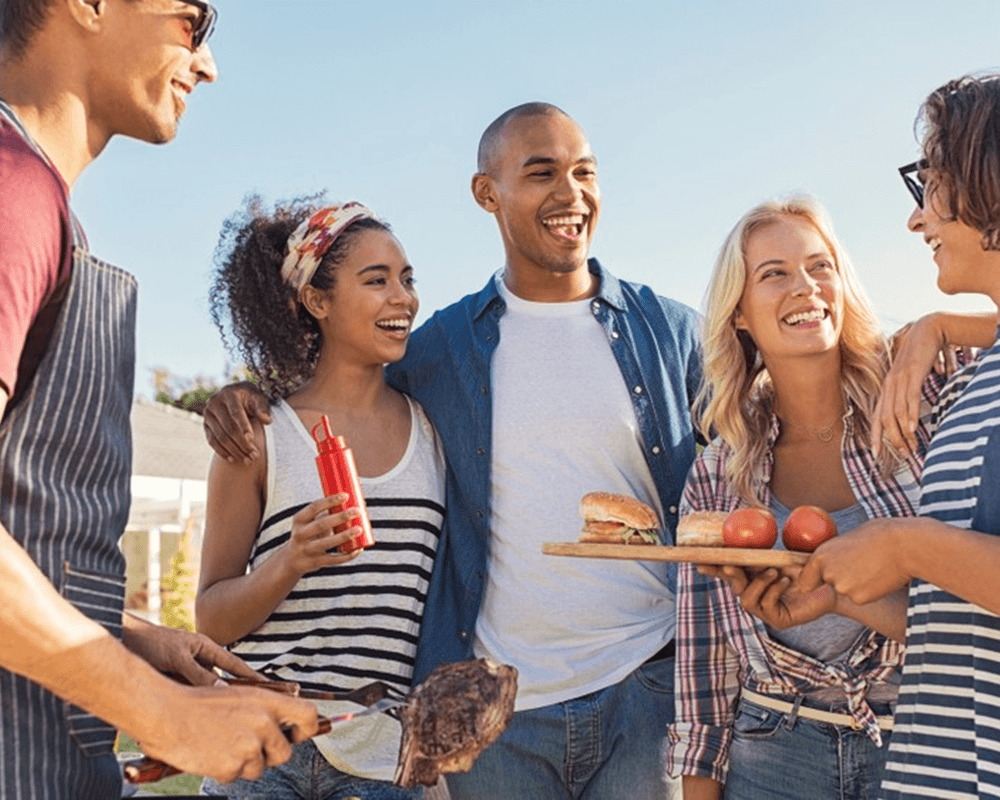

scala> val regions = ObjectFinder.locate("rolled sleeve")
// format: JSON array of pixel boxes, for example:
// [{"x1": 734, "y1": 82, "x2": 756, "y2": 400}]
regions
[{"x1": 668, "y1": 561, "x2": 741, "y2": 781}]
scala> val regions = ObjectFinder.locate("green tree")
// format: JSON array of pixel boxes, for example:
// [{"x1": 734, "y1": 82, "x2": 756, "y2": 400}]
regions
[
  {"x1": 151, "y1": 366, "x2": 251, "y2": 416},
  {"x1": 160, "y1": 520, "x2": 198, "y2": 633}
]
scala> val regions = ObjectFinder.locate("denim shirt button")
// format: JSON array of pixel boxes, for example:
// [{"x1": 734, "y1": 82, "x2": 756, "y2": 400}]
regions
[
  {"x1": 610, "y1": 330, "x2": 619, "y2": 339},
  {"x1": 476, "y1": 446, "x2": 486, "y2": 456},
  {"x1": 592, "y1": 301, "x2": 600, "y2": 313},
  {"x1": 652, "y1": 445, "x2": 661, "y2": 455},
  {"x1": 633, "y1": 385, "x2": 643, "y2": 394},
  {"x1": 476, "y1": 509, "x2": 485, "y2": 518},
  {"x1": 669, "y1": 505, "x2": 678, "y2": 514},
  {"x1": 460, "y1": 630, "x2": 469, "y2": 640}
]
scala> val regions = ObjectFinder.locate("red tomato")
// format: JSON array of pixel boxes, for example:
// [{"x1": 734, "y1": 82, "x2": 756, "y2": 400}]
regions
[
  {"x1": 782, "y1": 505, "x2": 838, "y2": 552},
  {"x1": 723, "y1": 508, "x2": 778, "y2": 549}
]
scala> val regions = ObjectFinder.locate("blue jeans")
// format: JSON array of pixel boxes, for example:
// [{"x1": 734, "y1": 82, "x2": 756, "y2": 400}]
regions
[
  {"x1": 724, "y1": 696, "x2": 894, "y2": 800},
  {"x1": 445, "y1": 655, "x2": 680, "y2": 800},
  {"x1": 200, "y1": 739, "x2": 424, "y2": 800}
]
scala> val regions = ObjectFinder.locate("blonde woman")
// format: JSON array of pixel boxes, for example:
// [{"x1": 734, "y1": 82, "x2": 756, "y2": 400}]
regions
[{"x1": 666, "y1": 196, "x2": 952, "y2": 800}]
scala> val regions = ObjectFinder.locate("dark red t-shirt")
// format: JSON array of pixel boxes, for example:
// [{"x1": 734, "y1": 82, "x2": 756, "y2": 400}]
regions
[{"x1": 0, "y1": 118, "x2": 72, "y2": 400}]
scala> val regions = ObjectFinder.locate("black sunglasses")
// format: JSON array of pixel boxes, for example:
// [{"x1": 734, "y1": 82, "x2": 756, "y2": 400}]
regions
[
  {"x1": 182, "y1": 0, "x2": 217, "y2": 50},
  {"x1": 899, "y1": 159, "x2": 928, "y2": 209}
]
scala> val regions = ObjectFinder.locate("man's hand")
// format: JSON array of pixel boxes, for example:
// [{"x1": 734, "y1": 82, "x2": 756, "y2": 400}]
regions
[
  {"x1": 134, "y1": 683, "x2": 319, "y2": 783},
  {"x1": 203, "y1": 381, "x2": 272, "y2": 464},
  {"x1": 122, "y1": 613, "x2": 262, "y2": 686}
]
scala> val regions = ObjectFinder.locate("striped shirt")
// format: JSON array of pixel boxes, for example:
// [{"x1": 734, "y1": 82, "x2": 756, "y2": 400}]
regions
[
  {"x1": 668, "y1": 386, "x2": 941, "y2": 784},
  {"x1": 882, "y1": 336, "x2": 1000, "y2": 800},
  {"x1": 229, "y1": 398, "x2": 445, "y2": 780}
]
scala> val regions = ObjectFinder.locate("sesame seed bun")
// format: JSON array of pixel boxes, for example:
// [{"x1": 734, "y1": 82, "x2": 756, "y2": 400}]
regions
[{"x1": 579, "y1": 492, "x2": 659, "y2": 531}]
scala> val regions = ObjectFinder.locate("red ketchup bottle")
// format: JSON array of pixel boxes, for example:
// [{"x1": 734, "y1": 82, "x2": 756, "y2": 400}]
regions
[{"x1": 311, "y1": 416, "x2": 375, "y2": 553}]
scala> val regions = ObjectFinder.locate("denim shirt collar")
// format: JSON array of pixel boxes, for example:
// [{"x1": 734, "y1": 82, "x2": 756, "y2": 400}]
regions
[{"x1": 471, "y1": 257, "x2": 626, "y2": 321}]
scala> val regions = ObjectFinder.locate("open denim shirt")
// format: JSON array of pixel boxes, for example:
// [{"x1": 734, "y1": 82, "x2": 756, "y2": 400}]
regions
[{"x1": 387, "y1": 259, "x2": 703, "y2": 682}]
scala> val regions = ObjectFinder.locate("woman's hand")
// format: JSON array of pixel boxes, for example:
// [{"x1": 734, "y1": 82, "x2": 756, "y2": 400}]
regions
[
  {"x1": 682, "y1": 775, "x2": 724, "y2": 800},
  {"x1": 874, "y1": 315, "x2": 948, "y2": 458},
  {"x1": 698, "y1": 564, "x2": 836, "y2": 629},
  {"x1": 280, "y1": 493, "x2": 364, "y2": 579},
  {"x1": 795, "y1": 518, "x2": 911, "y2": 605},
  {"x1": 874, "y1": 312, "x2": 989, "y2": 458},
  {"x1": 197, "y1": 457, "x2": 362, "y2": 646}
]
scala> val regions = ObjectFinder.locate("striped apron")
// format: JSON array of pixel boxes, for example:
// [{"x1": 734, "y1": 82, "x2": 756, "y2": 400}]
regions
[{"x1": 0, "y1": 102, "x2": 136, "y2": 799}]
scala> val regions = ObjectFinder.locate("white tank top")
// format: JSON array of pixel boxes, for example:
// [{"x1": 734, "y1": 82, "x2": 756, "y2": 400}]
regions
[{"x1": 229, "y1": 396, "x2": 445, "y2": 780}]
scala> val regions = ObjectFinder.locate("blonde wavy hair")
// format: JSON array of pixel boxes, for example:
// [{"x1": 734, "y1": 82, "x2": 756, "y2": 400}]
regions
[{"x1": 694, "y1": 196, "x2": 892, "y2": 505}]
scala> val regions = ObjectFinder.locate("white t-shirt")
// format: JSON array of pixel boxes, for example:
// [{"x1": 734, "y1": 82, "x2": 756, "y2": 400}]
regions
[{"x1": 473, "y1": 275, "x2": 674, "y2": 710}]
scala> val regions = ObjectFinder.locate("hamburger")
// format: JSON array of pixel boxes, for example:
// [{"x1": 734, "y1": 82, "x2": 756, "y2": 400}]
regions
[
  {"x1": 579, "y1": 492, "x2": 660, "y2": 545},
  {"x1": 675, "y1": 511, "x2": 727, "y2": 546}
]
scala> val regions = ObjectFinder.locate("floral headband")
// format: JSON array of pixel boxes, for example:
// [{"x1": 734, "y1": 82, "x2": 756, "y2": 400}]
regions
[{"x1": 279, "y1": 202, "x2": 380, "y2": 295}]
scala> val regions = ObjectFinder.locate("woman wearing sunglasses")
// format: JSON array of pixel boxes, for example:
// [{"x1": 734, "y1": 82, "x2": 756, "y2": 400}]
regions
[
  {"x1": 788, "y1": 73, "x2": 1000, "y2": 800},
  {"x1": 196, "y1": 196, "x2": 445, "y2": 800},
  {"x1": 664, "y1": 194, "x2": 988, "y2": 800}
]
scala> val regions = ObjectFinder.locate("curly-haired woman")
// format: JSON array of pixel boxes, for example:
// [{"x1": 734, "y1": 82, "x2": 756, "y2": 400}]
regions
[
  {"x1": 197, "y1": 196, "x2": 444, "y2": 800},
  {"x1": 792, "y1": 73, "x2": 1000, "y2": 800}
]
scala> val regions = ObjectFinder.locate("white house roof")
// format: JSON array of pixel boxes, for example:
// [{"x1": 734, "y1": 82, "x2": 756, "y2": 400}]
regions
[{"x1": 131, "y1": 397, "x2": 213, "y2": 480}]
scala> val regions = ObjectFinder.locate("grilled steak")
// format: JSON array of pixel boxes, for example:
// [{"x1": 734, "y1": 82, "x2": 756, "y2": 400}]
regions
[{"x1": 395, "y1": 658, "x2": 518, "y2": 788}]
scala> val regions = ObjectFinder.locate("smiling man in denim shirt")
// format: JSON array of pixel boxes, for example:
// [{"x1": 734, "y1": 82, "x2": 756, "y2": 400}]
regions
[
  {"x1": 388, "y1": 103, "x2": 701, "y2": 799},
  {"x1": 206, "y1": 102, "x2": 701, "y2": 799}
]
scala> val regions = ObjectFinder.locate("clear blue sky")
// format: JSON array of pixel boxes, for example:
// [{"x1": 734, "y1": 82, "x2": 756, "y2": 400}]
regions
[{"x1": 71, "y1": 0, "x2": 1000, "y2": 396}]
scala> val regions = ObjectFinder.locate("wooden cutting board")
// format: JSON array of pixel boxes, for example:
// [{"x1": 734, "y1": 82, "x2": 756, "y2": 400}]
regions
[{"x1": 542, "y1": 542, "x2": 809, "y2": 568}]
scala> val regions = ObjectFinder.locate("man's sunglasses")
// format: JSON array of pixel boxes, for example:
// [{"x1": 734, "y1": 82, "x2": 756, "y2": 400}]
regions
[
  {"x1": 899, "y1": 159, "x2": 928, "y2": 209},
  {"x1": 183, "y1": 0, "x2": 217, "y2": 50}
]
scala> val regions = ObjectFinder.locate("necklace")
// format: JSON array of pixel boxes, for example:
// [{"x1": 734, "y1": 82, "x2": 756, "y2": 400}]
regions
[{"x1": 777, "y1": 415, "x2": 843, "y2": 443}]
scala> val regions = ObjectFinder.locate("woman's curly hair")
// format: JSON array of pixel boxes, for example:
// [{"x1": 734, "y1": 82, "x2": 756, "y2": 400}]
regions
[
  {"x1": 209, "y1": 193, "x2": 390, "y2": 399},
  {"x1": 919, "y1": 73, "x2": 1000, "y2": 250}
]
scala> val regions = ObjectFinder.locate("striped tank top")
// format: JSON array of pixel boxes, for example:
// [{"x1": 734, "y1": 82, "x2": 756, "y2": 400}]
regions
[
  {"x1": 882, "y1": 334, "x2": 1000, "y2": 799},
  {"x1": 229, "y1": 397, "x2": 445, "y2": 780}
]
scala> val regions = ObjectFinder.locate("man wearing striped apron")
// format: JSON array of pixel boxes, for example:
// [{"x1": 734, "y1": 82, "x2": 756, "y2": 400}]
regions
[{"x1": 0, "y1": 2, "x2": 319, "y2": 798}]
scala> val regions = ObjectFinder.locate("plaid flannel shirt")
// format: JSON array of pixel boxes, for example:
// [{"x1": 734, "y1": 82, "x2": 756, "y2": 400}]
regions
[{"x1": 667, "y1": 380, "x2": 943, "y2": 784}]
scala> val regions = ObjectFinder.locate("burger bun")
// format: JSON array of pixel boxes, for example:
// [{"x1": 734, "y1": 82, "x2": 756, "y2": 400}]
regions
[
  {"x1": 675, "y1": 511, "x2": 728, "y2": 546},
  {"x1": 579, "y1": 491, "x2": 659, "y2": 530}
]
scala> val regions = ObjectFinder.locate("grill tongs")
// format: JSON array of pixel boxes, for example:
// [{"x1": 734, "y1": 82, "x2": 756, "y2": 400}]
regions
[{"x1": 121, "y1": 678, "x2": 408, "y2": 785}]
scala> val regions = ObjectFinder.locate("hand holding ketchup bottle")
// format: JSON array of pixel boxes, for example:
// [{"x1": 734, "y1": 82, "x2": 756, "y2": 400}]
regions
[{"x1": 311, "y1": 416, "x2": 375, "y2": 554}]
